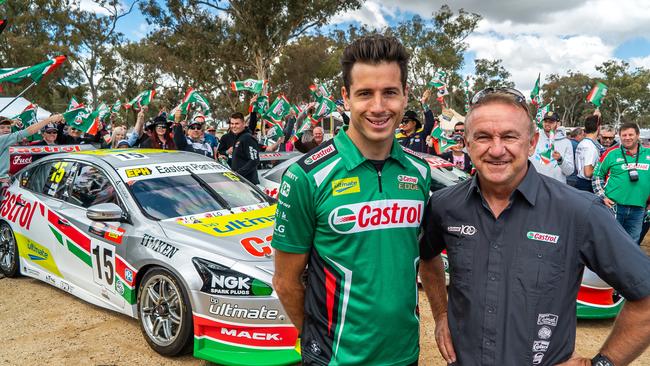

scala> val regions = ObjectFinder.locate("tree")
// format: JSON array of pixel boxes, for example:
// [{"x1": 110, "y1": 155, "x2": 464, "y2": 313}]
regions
[
  {"x1": 472, "y1": 58, "x2": 514, "y2": 91},
  {"x1": 542, "y1": 72, "x2": 594, "y2": 127},
  {"x1": 596, "y1": 60, "x2": 650, "y2": 126}
]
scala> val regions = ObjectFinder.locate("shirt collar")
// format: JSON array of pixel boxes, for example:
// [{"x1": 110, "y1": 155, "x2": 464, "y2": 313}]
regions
[
  {"x1": 466, "y1": 162, "x2": 540, "y2": 206},
  {"x1": 335, "y1": 126, "x2": 408, "y2": 171}
]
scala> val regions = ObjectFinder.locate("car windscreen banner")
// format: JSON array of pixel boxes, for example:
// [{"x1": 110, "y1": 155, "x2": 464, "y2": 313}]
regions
[{"x1": 9, "y1": 145, "x2": 95, "y2": 175}]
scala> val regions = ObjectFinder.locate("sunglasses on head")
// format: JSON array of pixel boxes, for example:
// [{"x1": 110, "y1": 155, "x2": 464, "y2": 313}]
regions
[{"x1": 471, "y1": 87, "x2": 529, "y2": 113}]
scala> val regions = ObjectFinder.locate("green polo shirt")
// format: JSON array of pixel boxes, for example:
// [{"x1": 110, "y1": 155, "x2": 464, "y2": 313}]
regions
[
  {"x1": 594, "y1": 144, "x2": 650, "y2": 207},
  {"x1": 272, "y1": 129, "x2": 431, "y2": 365}
]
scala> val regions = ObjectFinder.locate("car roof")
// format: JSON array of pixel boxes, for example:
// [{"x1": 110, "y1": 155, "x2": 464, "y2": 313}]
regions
[{"x1": 37, "y1": 148, "x2": 213, "y2": 169}]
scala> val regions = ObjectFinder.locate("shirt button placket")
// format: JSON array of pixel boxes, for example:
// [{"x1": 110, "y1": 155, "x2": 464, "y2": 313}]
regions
[{"x1": 482, "y1": 221, "x2": 503, "y2": 366}]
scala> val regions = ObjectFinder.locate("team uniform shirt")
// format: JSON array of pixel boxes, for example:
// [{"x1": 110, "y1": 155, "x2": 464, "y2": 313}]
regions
[
  {"x1": 575, "y1": 138, "x2": 601, "y2": 180},
  {"x1": 419, "y1": 163, "x2": 650, "y2": 366},
  {"x1": 272, "y1": 130, "x2": 431, "y2": 365},
  {"x1": 593, "y1": 144, "x2": 650, "y2": 207}
]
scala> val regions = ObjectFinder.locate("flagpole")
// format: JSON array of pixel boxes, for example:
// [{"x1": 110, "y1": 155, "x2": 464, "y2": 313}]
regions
[{"x1": 0, "y1": 81, "x2": 37, "y2": 114}]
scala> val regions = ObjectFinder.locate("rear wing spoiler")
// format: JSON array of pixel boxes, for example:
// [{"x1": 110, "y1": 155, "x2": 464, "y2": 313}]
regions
[
  {"x1": 258, "y1": 151, "x2": 302, "y2": 162},
  {"x1": 9, "y1": 144, "x2": 96, "y2": 175}
]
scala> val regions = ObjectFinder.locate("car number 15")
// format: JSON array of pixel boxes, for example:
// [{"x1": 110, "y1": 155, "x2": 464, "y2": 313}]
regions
[{"x1": 91, "y1": 241, "x2": 116, "y2": 291}]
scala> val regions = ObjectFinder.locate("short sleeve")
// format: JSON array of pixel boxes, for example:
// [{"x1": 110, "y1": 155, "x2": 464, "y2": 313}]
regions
[
  {"x1": 585, "y1": 145, "x2": 599, "y2": 166},
  {"x1": 579, "y1": 199, "x2": 650, "y2": 300},
  {"x1": 419, "y1": 194, "x2": 446, "y2": 260},
  {"x1": 271, "y1": 164, "x2": 315, "y2": 254}
]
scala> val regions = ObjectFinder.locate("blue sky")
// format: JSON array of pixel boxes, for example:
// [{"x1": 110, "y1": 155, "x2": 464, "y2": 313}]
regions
[{"x1": 89, "y1": 0, "x2": 650, "y2": 94}]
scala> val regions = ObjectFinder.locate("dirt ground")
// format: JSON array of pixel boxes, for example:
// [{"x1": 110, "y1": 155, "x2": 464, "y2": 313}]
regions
[{"x1": 1, "y1": 240, "x2": 649, "y2": 365}]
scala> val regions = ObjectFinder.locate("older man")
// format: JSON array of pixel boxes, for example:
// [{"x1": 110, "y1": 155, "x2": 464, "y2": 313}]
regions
[
  {"x1": 294, "y1": 126, "x2": 324, "y2": 153},
  {"x1": 419, "y1": 87, "x2": 650, "y2": 366}
]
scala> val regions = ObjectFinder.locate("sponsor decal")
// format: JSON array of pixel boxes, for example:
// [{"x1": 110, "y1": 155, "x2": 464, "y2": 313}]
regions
[
  {"x1": 60, "y1": 281, "x2": 70, "y2": 292},
  {"x1": 305, "y1": 145, "x2": 336, "y2": 165},
  {"x1": 616, "y1": 158, "x2": 624, "y2": 162},
  {"x1": 209, "y1": 299, "x2": 279, "y2": 320},
  {"x1": 202, "y1": 269, "x2": 257, "y2": 296},
  {"x1": 275, "y1": 224, "x2": 285, "y2": 233},
  {"x1": 425, "y1": 156, "x2": 454, "y2": 169},
  {"x1": 332, "y1": 177, "x2": 360, "y2": 196},
  {"x1": 538, "y1": 326, "x2": 552, "y2": 340},
  {"x1": 125, "y1": 269, "x2": 133, "y2": 283},
  {"x1": 139, "y1": 234, "x2": 179, "y2": 259},
  {"x1": 398, "y1": 175, "x2": 418, "y2": 184},
  {"x1": 116, "y1": 281, "x2": 125, "y2": 295},
  {"x1": 308, "y1": 341, "x2": 322, "y2": 356},
  {"x1": 89, "y1": 222, "x2": 125, "y2": 245},
  {"x1": 527, "y1": 231, "x2": 560, "y2": 244},
  {"x1": 9, "y1": 145, "x2": 83, "y2": 154},
  {"x1": 328, "y1": 200, "x2": 423, "y2": 234},
  {"x1": 622, "y1": 163, "x2": 649, "y2": 170},
  {"x1": 0, "y1": 191, "x2": 41, "y2": 231},
  {"x1": 264, "y1": 187, "x2": 278, "y2": 199},
  {"x1": 11, "y1": 154, "x2": 32, "y2": 169},
  {"x1": 27, "y1": 241, "x2": 49, "y2": 261},
  {"x1": 45, "y1": 274, "x2": 56, "y2": 285},
  {"x1": 24, "y1": 267, "x2": 39, "y2": 277},
  {"x1": 532, "y1": 340, "x2": 549, "y2": 352},
  {"x1": 240, "y1": 235, "x2": 273, "y2": 257},
  {"x1": 279, "y1": 181, "x2": 291, "y2": 197},
  {"x1": 222, "y1": 172, "x2": 240, "y2": 181},
  {"x1": 447, "y1": 225, "x2": 477, "y2": 236},
  {"x1": 124, "y1": 167, "x2": 152, "y2": 178},
  {"x1": 181, "y1": 205, "x2": 276, "y2": 237},
  {"x1": 285, "y1": 171, "x2": 298, "y2": 181},
  {"x1": 533, "y1": 353, "x2": 544, "y2": 365},
  {"x1": 537, "y1": 313, "x2": 559, "y2": 327}
]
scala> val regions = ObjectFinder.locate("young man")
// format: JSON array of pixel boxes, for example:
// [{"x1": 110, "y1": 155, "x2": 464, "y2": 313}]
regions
[
  {"x1": 271, "y1": 35, "x2": 432, "y2": 365},
  {"x1": 229, "y1": 112, "x2": 260, "y2": 184},
  {"x1": 419, "y1": 88, "x2": 650, "y2": 366},
  {"x1": 593, "y1": 122, "x2": 650, "y2": 243},
  {"x1": 529, "y1": 111, "x2": 575, "y2": 183},
  {"x1": 575, "y1": 115, "x2": 602, "y2": 192}
]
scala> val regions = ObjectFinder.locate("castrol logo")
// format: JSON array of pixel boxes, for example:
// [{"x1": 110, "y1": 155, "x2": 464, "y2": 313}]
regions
[{"x1": 328, "y1": 200, "x2": 423, "y2": 234}]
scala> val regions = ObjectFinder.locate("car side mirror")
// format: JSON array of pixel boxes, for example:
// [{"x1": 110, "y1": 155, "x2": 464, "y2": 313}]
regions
[{"x1": 87, "y1": 203, "x2": 125, "y2": 221}]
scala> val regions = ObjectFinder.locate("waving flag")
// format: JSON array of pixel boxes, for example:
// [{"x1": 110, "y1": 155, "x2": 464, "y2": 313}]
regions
[
  {"x1": 66, "y1": 96, "x2": 81, "y2": 112},
  {"x1": 110, "y1": 99, "x2": 122, "y2": 113},
  {"x1": 250, "y1": 95, "x2": 269, "y2": 114},
  {"x1": 231, "y1": 79, "x2": 266, "y2": 94},
  {"x1": 431, "y1": 122, "x2": 457, "y2": 153},
  {"x1": 264, "y1": 95, "x2": 291, "y2": 123},
  {"x1": 0, "y1": 55, "x2": 66, "y2": 84},
  {"x1": 312, "y1": 97, "x2": 337, "y2": 120},
  {"x1": 290, "y1": 117, "x2": 314, "y2": 143},
  {"x1": 586, "y1": 82, "x2": 608, "y2": 107},
  {"x1": 530, "y1": 73, "x2": 542, "y2": 106},
  {"x1": 11, "y1": 103, "x2": 41, "y2": 140},
  {"x1": 125, "y1": 90, "x2": 155, "y2": 110},
  {"x1": 176, "y1": 88, "x2": 211, "y2": 115},
  {"x1": 62, "y1": 105, "x2": 99, "y2": 135},
  {"x1": 309, "y1": 83, "x2": 331, "y2": 99},
  {"x1": 95, "y1": 102, "x2": 111, "y2": 122}
]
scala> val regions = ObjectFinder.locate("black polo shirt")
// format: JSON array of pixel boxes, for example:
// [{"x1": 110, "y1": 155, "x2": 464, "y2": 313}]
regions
[{"x1": 419, "y1": 163, "x2": 650, "y2": 366}]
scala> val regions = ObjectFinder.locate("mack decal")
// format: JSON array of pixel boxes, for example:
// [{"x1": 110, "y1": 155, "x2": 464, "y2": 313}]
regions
[
  {"x1": 328, "y1": 200, "x2": 423, "y2": 234},
  {"x1": 139, "y1": 234, "x2": 179, "y2": 259},
  {"x1": 220, "y1": 328, "x2": 281, "y2": 341}
]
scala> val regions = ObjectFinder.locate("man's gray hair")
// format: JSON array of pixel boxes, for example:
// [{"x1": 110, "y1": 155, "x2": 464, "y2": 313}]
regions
[
  {"x1": 600, "y1": 124, "x2": 616, "y2": 134},
  {"x1": 465, "y1": 93, "x2": 536, "y2": 140}
]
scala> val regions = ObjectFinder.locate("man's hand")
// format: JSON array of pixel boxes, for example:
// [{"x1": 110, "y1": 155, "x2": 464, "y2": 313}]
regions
[
  {"x1": 603, "y1": 197, "x2": 616, "y2": 208},
  {"x1": 226, "y1": 147, "x2": 233, "y2": 155},
  {"x1": 421, "y1": 89, "x2": 431, "y2": 105},
  {"x1": 174, "y1": 108, "x2": 183, "y2": 123},
  {"x1": 434, "y1": 312, "x2": 457, "y2": 364},
  {"x1": 552, "y1": 151, "x2": 562, "y2": 161}
]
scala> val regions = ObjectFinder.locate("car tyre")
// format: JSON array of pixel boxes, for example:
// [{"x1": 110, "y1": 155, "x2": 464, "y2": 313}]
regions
[
  {"x1": 137, "y1": 267, "x2": 193, "y2": 356},
  {"x1": 0, "y1": 221, "x2": 20, "y2": 277}
]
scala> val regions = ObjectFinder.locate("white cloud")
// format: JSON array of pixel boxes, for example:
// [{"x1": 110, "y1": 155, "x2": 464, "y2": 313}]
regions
[
  {"x1": 331, "y1": 1, "x2": 391, "y2": 29},
  {"x1": 78, "y1": 0, "x2": 112, "y2": 15},
  {"x1": 629, "y1": 55, "x2": 650, "y2": 69},
  {"x1": 467, "y1": 34, "x2": 614, "y2": 94}
]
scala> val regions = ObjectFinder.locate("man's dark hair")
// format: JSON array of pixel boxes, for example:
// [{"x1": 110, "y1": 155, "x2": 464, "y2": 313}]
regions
[
  {"x1": 0, "y1": 116, "x2": 12, "y2": 125},
  {"x1": 341, "y1": 35, "x2": 409, "y2": 93},
  {"x1": 619, "y1": 122, "x2": 640, "y2": 135},
  {"x1": 584, "y1": 115, "x2": 600, "y2": 134},
  {"x1": 454, "y1": 121, "x2": 465, "y2": 128},
  {"x1": 569, "y1": 127, "x2": 583, "y2": 138},
  {"x1": 230, "y1": 112, "x2": 245, "y2": 121}
]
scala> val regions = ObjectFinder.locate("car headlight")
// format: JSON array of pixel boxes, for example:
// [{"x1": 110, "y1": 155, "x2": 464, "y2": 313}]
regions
[{"x1": 192, "y1": 258, "x2": 273, "y2": 296}]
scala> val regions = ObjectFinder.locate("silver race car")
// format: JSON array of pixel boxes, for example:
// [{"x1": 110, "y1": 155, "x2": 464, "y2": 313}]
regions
[{"x1": 0, "y1": 148, "x2": 300, "y2": 366}]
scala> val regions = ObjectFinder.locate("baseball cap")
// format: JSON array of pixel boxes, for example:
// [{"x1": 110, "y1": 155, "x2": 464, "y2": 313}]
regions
[
  {"x1": 116, "y1": 139, "x2": 130, "y2": 148},
  {"x1": 0, "y1": 117, "x2": 12, "y2": 125},
  {"x1": 189, "y1": 115, "x2": 206, "y2": 128},
  {"x1": 42, "y1": 123, "x2": 58, "y2": 133},
  {"x1": 543, "y1": 111, "x2": 560, "y2": 122}
]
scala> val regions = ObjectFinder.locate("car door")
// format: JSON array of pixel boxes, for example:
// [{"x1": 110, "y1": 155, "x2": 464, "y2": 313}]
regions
[{"x1": 56, "y1": 162, "x2": 127, "y2": 310}]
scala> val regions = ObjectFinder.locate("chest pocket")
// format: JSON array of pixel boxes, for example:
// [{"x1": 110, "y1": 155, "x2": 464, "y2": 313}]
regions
[
  {"x1": 445, "y1": 235, "x2": 477, "y2": 290},
  {"x1": 515, "y1": 240, "x2": 565, "y2": 295}
]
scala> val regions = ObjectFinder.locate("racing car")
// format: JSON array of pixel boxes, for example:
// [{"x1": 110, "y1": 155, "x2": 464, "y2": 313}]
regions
[{"x1": 0, "y1": 149, "x2": 300, "y2": 366}]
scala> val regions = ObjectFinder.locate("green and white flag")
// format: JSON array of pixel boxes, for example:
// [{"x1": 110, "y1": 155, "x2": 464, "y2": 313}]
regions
[
  {"x1": 431, "y1": 122, "x2": 457, "y2": 153},
  {"x1": 309, "y1": 83, "x2": 331, "y2": 99},
  {"x1": 11, "y1": 103, "x2": 41, "y2": 140},
  {"x1": 428, "y1": 69, "x2": 449, "y2": 98},
  {"x1": 264, "y1": 95, "x2": 291, "y2": 123},
  {"x1": 111, "y1": 99, "x2": 122, "y2": 113},
  {"x1": 586, "y1": 82, "x2": 608, "y2": 107},
  {"x1": 231, "y1": 79, "x2": 266, "y2": 94},
  {"x1": 312, "y1": 97, "x2": 337, "y2": 120},
  {"x1": 67, "y1": 96, "x2": 81, "y2": 112},
  {"x1": 125, "y1": 90, "x2": 156, "y2": 110},
  {"x1": 535, "y1": 102, "x2": 552, "y2": 128},
  {"x1": 291, "y1": 104, "x2": 303, "y2": 115},
  {"x1": 95, "y1": 102, "x2": 111, "y2": 122},
  {"x1": 0, "y1": 55, "x2": 66, "y2": 84},
  {"x1": 250, "y1": 95, "x2": 269, "y2": 114},
  {"x1": 530, "y1": 73, "x2": 542, "y2": 106},
  {"x1": 63, "y1": 105, "x2": 100, "y2": 135},
  {"x1": 290, "y1": 117, "x2": 313, "y2": 143},
  {"x1": 180, "y1": 88, "x2": 211, "y2": 114}
]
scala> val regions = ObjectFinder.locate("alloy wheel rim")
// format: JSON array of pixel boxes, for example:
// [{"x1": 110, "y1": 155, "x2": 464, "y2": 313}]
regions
[
  {"x1": 140, "y1": 274, "x2": 183, "y2": 346},
  {"x1": 0, "y1": 225, "x2": 15, "y2": 272}
]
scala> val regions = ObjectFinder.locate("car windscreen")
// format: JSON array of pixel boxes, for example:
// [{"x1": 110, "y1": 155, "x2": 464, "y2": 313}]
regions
[
  {"x1": 129, "y1": 172, "x2": 268, "y2": 220},
  {"x1": 430, "y1": 166, "x2": 469, "y2": 192}
]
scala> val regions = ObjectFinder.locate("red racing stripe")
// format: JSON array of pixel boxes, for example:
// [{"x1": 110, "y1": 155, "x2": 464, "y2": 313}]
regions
[
  {"x1": 324, "y1": 267, "x2": 337, "y2": 336},
  {"x1": 47, "y1": 209, "x2": 90, "y2": 253},
  {"x1": 193, "y1": 315, "x2": 298, "y2": 348}
]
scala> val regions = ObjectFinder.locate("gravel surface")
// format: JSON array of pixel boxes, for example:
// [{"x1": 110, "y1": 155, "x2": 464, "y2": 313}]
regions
[{"x1": 1, "y1": 241, "x2": 648, "y2": 365}]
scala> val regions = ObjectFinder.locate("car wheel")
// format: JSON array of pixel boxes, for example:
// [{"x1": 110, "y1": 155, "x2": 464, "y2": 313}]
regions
[
  {"x1": 0, "y1": 222, "x2": 20, "y2": 277},
  {"x1": 138, "y1": 267, "x2": 193, "y2": 356}
]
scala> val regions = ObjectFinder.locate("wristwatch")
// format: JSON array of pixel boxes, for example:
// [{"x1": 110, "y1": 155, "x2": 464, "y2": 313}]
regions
[
  {"x1": 557, "y1": 156, "x2": 563, "y2": 164},
  {"x1": 592, "y1": 353, "x2": 614, "y2": 366}
]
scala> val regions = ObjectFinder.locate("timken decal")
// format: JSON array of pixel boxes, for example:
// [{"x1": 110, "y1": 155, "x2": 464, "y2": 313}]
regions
[
  {"x1": 140, "y1": 234, "x2": 179, "y2": 258},
  {"x1": 305, "y1": 145, "x2": 336, "y2": 165},
  {"x1": 527, "y1": 231, "x2": 560, "y2": 244},
  {"x1": 328, "y1": 200, "x2": 423, "y2": 234}
]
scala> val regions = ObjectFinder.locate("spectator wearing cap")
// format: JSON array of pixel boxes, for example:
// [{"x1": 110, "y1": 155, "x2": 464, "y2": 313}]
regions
[
  {"x1": 141, "y1": 114, "x2": 175, "y2": 150},
  {"x1": 173, "y1": 112, "x2": 214, "y2": 158},
  {"x1": 56, "y1": 119, "x2": 93, "y2": 145},
  {"x1": 395, "y1": 89, "x2": 435, "y2": 153},
  {"x1": 116, "y1": 139, "x2": 130, "y2": 149},
  {"x1": 439, "y1": 134, "x2": 472, "y2": 173},
  {"x1": 529, "y1": 110, "x2": 575, "y2": 183},
  {"x1": 0, "y1": 114, "x2": 64, "y2": 181},
  {"x1": 30, "y1": 123, "x2": 59, "y2": 146}
]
